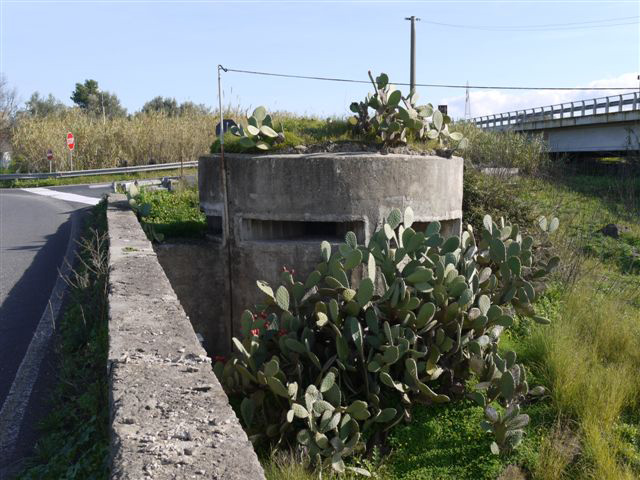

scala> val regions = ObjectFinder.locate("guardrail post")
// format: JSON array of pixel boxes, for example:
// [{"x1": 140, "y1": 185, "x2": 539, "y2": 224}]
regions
[
  {"x1": 605, "y1": 97, "x2": 610, "y2": 114},
  {"x1": 619, "y1": 94, "x2": 623, "y2": 112},
  {"x1": 581, "y1": 100, "x2": 585, "y2": 116},
  {"x1": 560, "y1": 104, "x2": 564, "y2": 119},
  {"x1": 570, "y1": 102, "x2": 575, "y2": 117},
  {"x1": 634, "y1": 92, "x2": 639, "y2": 111}
]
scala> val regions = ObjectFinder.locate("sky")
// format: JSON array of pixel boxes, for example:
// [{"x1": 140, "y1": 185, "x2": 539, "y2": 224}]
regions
[{"x1": 1, "y1": 0, "x2": 638, "y2": 119}]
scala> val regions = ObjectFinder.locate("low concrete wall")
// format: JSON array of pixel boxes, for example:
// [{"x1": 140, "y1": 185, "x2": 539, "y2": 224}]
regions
[{"x1": 107, "y1": 194, "x2": 264, "y2": 480}]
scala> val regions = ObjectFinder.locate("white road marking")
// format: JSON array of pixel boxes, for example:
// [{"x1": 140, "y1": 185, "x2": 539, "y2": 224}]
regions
[
  {"x1": 0, "y1": 212, "x2": 79, "y2": 467},
  {"x1": 88, "y1": 183, "x2": 113, "y2": 189},
  {"x1": 21, "y1": 187, "x2": 99, "y2": 205}
]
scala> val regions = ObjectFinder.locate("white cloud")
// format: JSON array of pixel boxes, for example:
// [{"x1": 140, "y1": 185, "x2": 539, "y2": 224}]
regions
[{"x1": 440, "y1": 72, "x2": 639, "y2": 120}]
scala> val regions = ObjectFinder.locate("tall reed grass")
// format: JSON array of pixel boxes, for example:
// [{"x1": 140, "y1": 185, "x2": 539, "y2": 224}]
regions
[
  {"x1": 524, "y1": 271, "x2": 640, "y2": 479},
  {"x1": 11, "y1": 109, "x2": 217, "y2": 172}
]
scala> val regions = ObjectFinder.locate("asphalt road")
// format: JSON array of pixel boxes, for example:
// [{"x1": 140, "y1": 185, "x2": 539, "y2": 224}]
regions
[{"x1": 0, "y1": 183, "x2": 111, "y2": 474}]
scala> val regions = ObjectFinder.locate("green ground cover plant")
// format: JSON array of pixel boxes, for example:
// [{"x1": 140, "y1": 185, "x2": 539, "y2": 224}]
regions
[
  {"x1": 15, "y1": 201, "x2": 110, "y2": 479},
  {"x1": 136, "y1": 187, "x2": 206, "y2": 239}
]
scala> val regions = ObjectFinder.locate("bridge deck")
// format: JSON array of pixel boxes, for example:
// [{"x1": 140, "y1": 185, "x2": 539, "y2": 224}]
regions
[
  {"x1": 471, "y1": 92, "x2": 639, "y2": 130},
  {"x1": 469, "y1": 92, "x2": 640, "y2": 154}
]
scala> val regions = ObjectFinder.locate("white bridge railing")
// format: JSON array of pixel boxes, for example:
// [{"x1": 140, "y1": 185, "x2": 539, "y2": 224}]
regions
[{"x1": 472, "y1": 91, "x2": 640, "y2": 129}]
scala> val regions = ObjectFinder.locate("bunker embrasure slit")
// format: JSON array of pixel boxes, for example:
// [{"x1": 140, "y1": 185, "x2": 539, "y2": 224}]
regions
[
  {"x1": 240, "y1": 218, "x2": 365, "y2": 243},
  {"x1": 207, "y1": 215, "x2": 223, "y2": 235}
]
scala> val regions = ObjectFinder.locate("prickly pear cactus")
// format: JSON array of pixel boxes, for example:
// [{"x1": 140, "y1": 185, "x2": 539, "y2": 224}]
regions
[
  {"x1": 348, "y1": 71, "x2": 468, "y2": 152},
  {"x1": 216, "y1": 208, "x2": 559, "y2": 473},
  {"x1": 229, "y1": 106, "x2": 284, "y2": 151}
]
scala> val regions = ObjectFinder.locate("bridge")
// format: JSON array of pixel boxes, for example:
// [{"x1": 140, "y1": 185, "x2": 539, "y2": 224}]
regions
[{"x1": 471, "y1": 92, "x2": 640, "y2": 156}]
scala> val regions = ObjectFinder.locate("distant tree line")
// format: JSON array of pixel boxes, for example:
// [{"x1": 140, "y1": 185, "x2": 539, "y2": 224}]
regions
[
  {"x1": 17, "y1": 78, "x2": 210, "y2": 119},
  {"x1": 0, "y1": 75, "x2": 217, "y2": 172}
]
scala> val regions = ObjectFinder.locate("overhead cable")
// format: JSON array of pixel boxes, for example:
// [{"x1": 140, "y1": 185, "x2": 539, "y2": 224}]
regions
[
  {"x1": 220, "y1": 67, "x2": 638, "y2": 91},
  {"x1": 423, "y1": 15, "x2": 639, "y2": 31}
]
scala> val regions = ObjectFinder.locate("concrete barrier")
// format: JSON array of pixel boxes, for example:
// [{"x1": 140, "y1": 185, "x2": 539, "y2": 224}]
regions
[
  {"x1": 198, "y1": 152, "x2": 463, "y2": 354},
  {"x1": 107, "y1": 194, "x2": 264, "y2": 480}
]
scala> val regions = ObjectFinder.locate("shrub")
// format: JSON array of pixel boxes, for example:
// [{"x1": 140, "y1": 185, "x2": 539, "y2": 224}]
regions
[
  {"x1": 454, "y1": 123, "x2": 548, "y2": 174},
  {"x1": 463, "y1": 168, "x2": 536, "y2": 235},
  {"x1": 216, "y1": 208, "x2": 559, "y2": 474}
]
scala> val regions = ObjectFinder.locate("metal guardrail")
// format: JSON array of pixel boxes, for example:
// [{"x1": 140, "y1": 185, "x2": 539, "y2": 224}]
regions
[
  {"x1": 0, "y1": 161, "x2": 198, "y2": 181},
  {"x1": 471, "y1": 92, "x2": 640, "y2": 129}
]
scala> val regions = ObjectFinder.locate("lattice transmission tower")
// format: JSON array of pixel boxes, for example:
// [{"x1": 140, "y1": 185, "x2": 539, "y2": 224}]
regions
[{"x1": 464, "y1": 81, "x2": 471, "y2": 120}]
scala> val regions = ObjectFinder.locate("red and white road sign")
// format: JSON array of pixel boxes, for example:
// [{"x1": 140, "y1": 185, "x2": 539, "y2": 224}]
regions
[
  {"x1": 67, "y1": 132, "x2": 75, "y2": 150},
  {"x1": 46, "y1": 149, "x2": 53, "y2": 160}
]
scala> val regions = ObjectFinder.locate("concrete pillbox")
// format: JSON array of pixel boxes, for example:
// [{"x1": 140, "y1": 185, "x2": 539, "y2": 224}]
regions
[{"x1": 197, "y1": 152, "x2": 463, "y2": 354}]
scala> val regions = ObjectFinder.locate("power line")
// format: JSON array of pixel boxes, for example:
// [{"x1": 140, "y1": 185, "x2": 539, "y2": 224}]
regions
[
  {"x1": 423, "y1": 15, "x2": 639, "y2": 31},
  {"x1": 220, "y1": 67, "x2": 638, "y2": 91}
]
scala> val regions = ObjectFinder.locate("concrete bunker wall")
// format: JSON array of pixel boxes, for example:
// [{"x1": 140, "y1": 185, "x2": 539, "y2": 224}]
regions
[
  {"x1": 197, "y1": 152, "x2": 463, "y2": 355},
  {"x1": 154, "y1": 239, "x2": 228, "y2": 355}
]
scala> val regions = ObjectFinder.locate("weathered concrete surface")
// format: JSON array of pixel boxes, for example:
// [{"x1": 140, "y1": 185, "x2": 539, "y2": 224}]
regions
[
  {"x1": 107, "y1": 194, "x2": 264, "y2": 480},
  {"x1": 198, "y1": 158, "x2": 223, "y2": 220},
  {"x1": 198, "y1": 153, "x2": 464, "y2": 348},
  {"x1": 154, "y1": 239, "x2": 229, "y2": 355},
  {"x1": 222, "y1": 152, "x2": 463, "y2": 225},
  {"x1": 166, "y1": 175, "x2": 197, "y2": 192}
]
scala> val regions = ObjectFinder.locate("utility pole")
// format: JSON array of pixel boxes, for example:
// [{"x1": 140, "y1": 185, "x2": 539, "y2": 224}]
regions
[{"x1": 405, "y1": 16, "x2": 420, "y2": 96}]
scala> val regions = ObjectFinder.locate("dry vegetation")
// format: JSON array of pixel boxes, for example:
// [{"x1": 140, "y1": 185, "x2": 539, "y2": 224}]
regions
[{"x1": 11, "y1": 109, "x2": 216, "y2": 172}]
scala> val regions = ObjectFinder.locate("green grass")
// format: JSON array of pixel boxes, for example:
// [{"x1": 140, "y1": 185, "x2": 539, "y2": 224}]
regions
[
  {"x1": 137, "y1": 187, "x2": 207, "y2": 239},
  {"x1": 0, "y1": 167, "x2": 197, "y2": 188},
  {"x1": 210, "y1": 116, "x2": 356, "y2": 154},
  {"x1": 210, "y1": 114, "x2": 446, "y2": 155},
  {"x1": 15, "y1": 201, "x2": 110, "y2": 479},
  {"x1": 385, "y1": 400, "x2": 555, "y2": 480},
  {"x1": 473, "y1": 168, "x2": 640, "y2": 479},
  {"x1": 517, "y1": 172, "x2": 640, "y2": 279}
]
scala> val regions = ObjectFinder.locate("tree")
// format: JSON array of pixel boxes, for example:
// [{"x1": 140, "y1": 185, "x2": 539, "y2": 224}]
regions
[
  {"x1": 141, "y1": 96, "x2": 210, "y2": 116},
  {"x1": 71, "y1": 79, "x2": 126, "y2": 118},
  {"x1": 178, "y1": 101, "x2": 211, "y2": 116},
  {"x1": 142, "y1": 96, "x2": 179, "y2": 116},
  {"x1": 25, "y1": 92, "x2": 66, "y2": 116},
  {"x1": 70, "y1": 79, "x2": 99, "y2": 109},
  {"x1": 0, "y1": 75, "x2": 18, "y2": 146}
]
